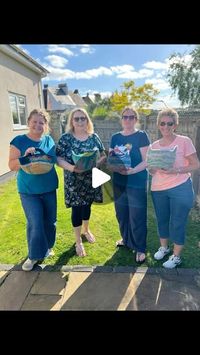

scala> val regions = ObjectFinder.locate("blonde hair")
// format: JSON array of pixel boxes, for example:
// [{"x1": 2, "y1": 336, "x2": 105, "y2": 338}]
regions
[
  {"x1": 121, "y1": 107, "x2": 139, "y2": 121},
  {"x1": 27, "y1": 109, "x2": 50, "y2": 133},
  {"x1": 157, "y1": 108, "x2": 179, "y2": 126},
  {"x1": 66, "y1": 108, "x2": 94, "y2": 134}
]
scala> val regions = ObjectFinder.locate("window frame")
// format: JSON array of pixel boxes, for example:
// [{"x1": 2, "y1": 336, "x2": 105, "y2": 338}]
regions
[{"x1": 9, "y1": 92, "x2": 27, "y2": 130}]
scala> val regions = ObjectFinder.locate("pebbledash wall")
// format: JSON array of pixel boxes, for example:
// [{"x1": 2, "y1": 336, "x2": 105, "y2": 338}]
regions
[{"x1": 49, "y1": 109, "x2": 200, "y2": 201}]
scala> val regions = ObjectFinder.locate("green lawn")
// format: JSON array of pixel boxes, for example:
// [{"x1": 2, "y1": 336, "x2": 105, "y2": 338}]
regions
[{"x1": 0, "y1": 168, "x2": 200, "y2": 268}]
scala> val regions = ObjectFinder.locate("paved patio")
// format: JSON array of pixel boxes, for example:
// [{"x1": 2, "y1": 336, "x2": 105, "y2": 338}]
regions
[{"x1": 1, "y1": 265, "x2": 200, "y2": 310}]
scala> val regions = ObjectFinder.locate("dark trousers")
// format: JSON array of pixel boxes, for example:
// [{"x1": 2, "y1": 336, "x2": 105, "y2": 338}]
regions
[
  {"x1": 71, "y1": 205, "x2": 91, "y2": 227},
  {"x1": 20, "y1": 190, "x2": 57, "y2": 259},
  {"x1": 114, "y1": 184, "x2": 147, "y2": 253}
]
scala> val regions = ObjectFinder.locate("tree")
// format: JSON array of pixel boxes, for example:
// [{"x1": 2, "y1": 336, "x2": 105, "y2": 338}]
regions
[
  {"x1": 109, "y1": 91, "x2": 129, "y2": 113},
  {"x1": 110, "y1": 81, "x2": 159, "y2": 115},
  {"x1": 86, "y1": 96, "x2": 114, "y2": 119},
  {"x1": 167, "y1": 45, "x2": 200, "y2": 107}
]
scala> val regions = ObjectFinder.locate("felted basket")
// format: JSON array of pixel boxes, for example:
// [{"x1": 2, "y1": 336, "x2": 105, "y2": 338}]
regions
[
  {"x1": 72, "y1": 150, "x2": 98, "y2": 171},
  {"x1": 19, "y1": 148, "x2": 54, "y2": 175},
  {"x1": 147, "y1": 145, "x2": 177, "y2": 169}
]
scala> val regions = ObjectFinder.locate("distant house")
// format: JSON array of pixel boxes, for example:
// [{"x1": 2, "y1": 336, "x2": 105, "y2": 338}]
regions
[
  {"x1": 43, "y1": 83, "x2": 76, "y2": 112},
  {"x1": 68, "y1": 89, "x2": 86, "y2": 108},
  {"x1": 0, "y1": 44, "x2": 49, "y2": 177},
  {"x1": 82, "y1": 93, "x2": 95, "y2": 106}
]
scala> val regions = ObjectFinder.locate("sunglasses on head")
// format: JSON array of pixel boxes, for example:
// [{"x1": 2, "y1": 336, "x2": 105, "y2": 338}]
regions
[
  {"x1": 73, "y1": 116, "x2": 87, "y2": 122},
  {"x1": 122, "y1": 115, "x2": 136, "y2": 120},
  {"x1": 159, "y1": 121, "x2": 174, "y2": 126}
]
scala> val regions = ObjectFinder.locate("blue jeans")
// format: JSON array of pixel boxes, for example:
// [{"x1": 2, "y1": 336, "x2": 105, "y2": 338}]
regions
[
  {"x1": 20, "y1": 190, "x2": 57, "y2": 259},
  {"x1": 151, "y1": 179, "x2": 194, "y2": 245},
  {"x1": 114, "y1": 184, "x2": 147, "y2": 253}
]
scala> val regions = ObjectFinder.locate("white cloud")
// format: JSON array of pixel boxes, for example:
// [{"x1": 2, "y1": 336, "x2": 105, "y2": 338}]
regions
[
  {"x1": 42, "y1": 64, "x2": 154, "y2": 82},
  {"x1": 145, "y1": 78, "x2": 170, "y2": 91},
  {"x1": 117, "y1": 68, "x2": 154, "y2": 79},
  {"x1": 48, "y1": 45, "x2": 74, "y2": 57},
  {"x1": 45, "y1": 55, "x2": 68, "y2": 68},
  {"x1": 143, "y1": 60, "x2": 168, "y2": 70},
  {"x1": 151, "y1": 93, "x2": 183, "y2": 109},
  {"x1": 110, "y1": 65, "x2": 134, "y2": 73},
  {"x1": 85, "y1": 66, "x2": 113, "y2": 77},
  {"x1": 45, "y1": 65, "x2": 113, "y2": 80},
  {"x1": 44, "y1": 67, "x2": 77, "y2": 80},
  {"x1": 79, "y1": 45, "x2": 95, "y2": 54},
  {"x1": 100, "y1": 91, "x2": 112, "y2": 98},
  {"x1": 109, "y1": 65, "x2": 153, "y2": 79}
]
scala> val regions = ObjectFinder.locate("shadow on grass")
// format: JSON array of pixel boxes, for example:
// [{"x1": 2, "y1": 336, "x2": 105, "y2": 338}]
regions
[
  {"x1": 103, "y1": 245, "x2": 140, "y2": 267},
  {"x1": 53, "y1": 244, "x2": 77, "y2": 266}
]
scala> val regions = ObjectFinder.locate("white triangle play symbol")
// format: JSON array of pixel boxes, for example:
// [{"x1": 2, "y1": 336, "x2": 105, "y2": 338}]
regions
[{"x1": 92, "y1": 167, "x2": 111, "y2": 188}]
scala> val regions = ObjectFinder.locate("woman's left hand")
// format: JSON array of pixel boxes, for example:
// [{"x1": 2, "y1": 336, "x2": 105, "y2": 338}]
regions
[{"x1": 96, "y1": 155, "x2": 107, "y2": 168}]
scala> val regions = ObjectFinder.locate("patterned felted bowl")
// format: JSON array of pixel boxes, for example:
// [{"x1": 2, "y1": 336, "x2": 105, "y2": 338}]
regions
[{"x1": 19, "y1": 148, "x2": 54, "y2": 174}]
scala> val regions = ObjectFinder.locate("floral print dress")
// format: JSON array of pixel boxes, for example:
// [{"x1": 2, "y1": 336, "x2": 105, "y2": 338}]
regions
[{"x1": 56, "y1": 132, "x2": 105, "y2": 207}]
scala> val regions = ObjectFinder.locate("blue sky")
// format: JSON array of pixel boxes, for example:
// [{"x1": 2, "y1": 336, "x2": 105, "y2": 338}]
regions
[{"x1": 18, "y1": 44, "x2": 195, "y2": 109}]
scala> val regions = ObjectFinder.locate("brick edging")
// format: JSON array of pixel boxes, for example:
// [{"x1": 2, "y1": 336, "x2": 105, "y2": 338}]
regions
[{"x1": 0, "y1": 263, "x2": 200, "y2": 276}]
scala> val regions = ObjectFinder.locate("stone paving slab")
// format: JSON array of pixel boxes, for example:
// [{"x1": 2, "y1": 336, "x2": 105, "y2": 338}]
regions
[
  {"x1": 30, "y1": 271, "x2": 68, "y2": 295},
  {"x1": 21, "y1": 294, "x2": 63, "y2": 310},
  {"x1": 60, "y1": 272, "x2": 147, "y2": 310},
  {"x1": 60, "y1": 270, "x2": 200, "y2": 311},
  {"x1": 0, "y1": 271, "x2": 38, "y2": 310},
  {"x1": 126, "y1": 274, "x2": 200, "y2": 310}
]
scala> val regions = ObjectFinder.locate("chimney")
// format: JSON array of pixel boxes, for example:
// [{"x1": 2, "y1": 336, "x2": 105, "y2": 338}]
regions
[
  {"x1": 43, "y1": 84, "x2": 48, "y2": 109},
  {"x1": 94, "y1": 93, "x2": 101, "y2": 102},
  {"x1": 58, "y1": 83, "x2": 68, "y2": 95}
]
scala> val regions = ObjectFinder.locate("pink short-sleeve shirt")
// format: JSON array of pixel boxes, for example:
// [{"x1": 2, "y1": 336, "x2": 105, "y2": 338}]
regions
[{"x1": 150, "y1": 135, "x2": 196, "y2": 191}]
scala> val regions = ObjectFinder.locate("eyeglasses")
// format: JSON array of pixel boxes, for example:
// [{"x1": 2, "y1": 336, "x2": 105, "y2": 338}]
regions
[
  {"x1": 122, "y1": 115, "x2": 136, "y2": 120},
  {"x1": 73, "y1": 116, "x2": 87, "y2": 122},
  {"x1": 159, "y1": 121, "x2": 174, "y2": 126}
]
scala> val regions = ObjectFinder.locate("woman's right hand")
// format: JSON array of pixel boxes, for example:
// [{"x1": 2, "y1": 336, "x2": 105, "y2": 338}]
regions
[
  {"x1": 24, "y1": 147, "x2": 36, "y2": 156},
  {"x1": 73, "y1": 167, "x2": 85, "y2": 173}
]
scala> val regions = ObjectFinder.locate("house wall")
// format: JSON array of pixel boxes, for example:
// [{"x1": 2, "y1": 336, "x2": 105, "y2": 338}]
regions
[{"x1": 0, "y1": 50, "x2": 44, "y2": 176}]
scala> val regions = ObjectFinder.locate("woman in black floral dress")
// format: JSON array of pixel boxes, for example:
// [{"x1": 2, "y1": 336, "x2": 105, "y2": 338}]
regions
[{"x1": 56, "y1": 108, "x2": 106, "y2": 257}]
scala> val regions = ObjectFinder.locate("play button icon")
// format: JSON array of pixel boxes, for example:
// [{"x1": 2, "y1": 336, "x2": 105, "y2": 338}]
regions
[{"x1": 92, "y1": 167, "x2": 111, "y2": 188}]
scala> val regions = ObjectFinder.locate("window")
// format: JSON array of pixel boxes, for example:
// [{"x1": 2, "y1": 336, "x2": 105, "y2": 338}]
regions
[{"x1": 9, "y1": 93, "x2": 27, "y2": 128}]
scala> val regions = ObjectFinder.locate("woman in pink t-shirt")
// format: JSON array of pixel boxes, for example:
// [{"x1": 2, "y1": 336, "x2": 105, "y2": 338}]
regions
[{"x1": 148, "y1": 108, "x2": 200, "y2": 269}]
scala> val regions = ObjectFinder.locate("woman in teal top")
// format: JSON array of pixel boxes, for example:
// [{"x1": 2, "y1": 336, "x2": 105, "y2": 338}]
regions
[{"x1": 9, "y1": 109, "x2": 58, "y2": 271}]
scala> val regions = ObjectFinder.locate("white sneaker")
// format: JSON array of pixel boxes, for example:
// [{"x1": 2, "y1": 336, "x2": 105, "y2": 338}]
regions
[
  {"x1": 45, "y1": 248, "x2": 55, "y2": 258},
  {"x1": 154, "y1": 246, "x2": 170, "y2": 260},
  {"x1": 22, "y1": 258, "x2": 38, "y2": 271},
  {"x1": 163, "y1": 255, "x2": 182, "y2": 269}
]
